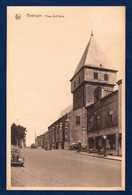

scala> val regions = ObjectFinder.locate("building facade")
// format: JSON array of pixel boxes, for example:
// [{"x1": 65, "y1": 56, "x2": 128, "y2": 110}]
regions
[
  {"x1": 35, "y1": 32, "x2": 122, "y2": 156},
  {"x1": 86, "y1": 82, "x2": 122, "y2": 156},
  {"x1": 38, "y1": 111, "x2": 71, "y2": 150},
  {"x1": 69, "y1": 32, "x2": 118, "y2": 147}
]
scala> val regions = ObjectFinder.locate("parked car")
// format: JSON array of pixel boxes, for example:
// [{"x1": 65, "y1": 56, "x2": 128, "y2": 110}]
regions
[
  {"x1": 80, "y1": 146, "x2": 88, "y2": 152},
  {"x1": 11, "y1": 146, "x2": 25, "y2": 167},
  {"x1": 68, "y1": 143, "x2": 88, "y2": 152},
  {"x1": 31, "y1": 144, "x2": 38, "y2": 149},
  {"x1": 68, "y1": 143, "x2": 78, "y2": 150}
]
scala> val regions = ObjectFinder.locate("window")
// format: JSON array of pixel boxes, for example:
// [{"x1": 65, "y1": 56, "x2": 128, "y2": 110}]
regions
[
  {"x1": 108, "y1": 110, "x2": 113, "y2": 127},
  {"x1": 82, "y1": 113, "x2": 86, "y2": 127},
  {"x1": 88, "y1": 137, "x2": 94, "y2": 149},
  {"x1": 94, "y1": 72, "x2": 98, "y2": 79},
  {"x1": 88, "y1": 116, "x2": 94, "y2": 131},
  {"x1": 59, "y1": 122, "x2": 62, "y2": 128},
  {"x1": 65, "y1": 120, "x2": 69, "y2": 128},
  {"x1": 96, "y1": 115, "x2": 100, "y2": 128},
  {"x1": 89, "y1": 117, "x2": 93, "y2": 130},
  {"x1": 104, "y1": 74, "x2": 108, "y2": 81},
  {"x1": 106, "y1": 134, "x2": 116, "y2": 149},
  {"x1": 76, "y1": 116, "x2": 80, "y2": 125}
]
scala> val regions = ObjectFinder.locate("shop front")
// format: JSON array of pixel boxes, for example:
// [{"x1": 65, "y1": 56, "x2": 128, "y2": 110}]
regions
[{"x1": 88, "y1": 133, "x2": 118, "y2": 155}]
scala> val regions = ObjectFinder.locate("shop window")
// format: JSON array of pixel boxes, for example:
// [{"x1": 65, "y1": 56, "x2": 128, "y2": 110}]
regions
[
  {"x1": 76, "y1": 116, "x2": 80, "y2": 124},
  {"x1": 104, "y1": 74, "x2": 108, "y2": 81},
  {"x1": 88, "y1": 137, "x2": 94, "y2": 149},
  {"x1": 94, "y1": 72, "x2": 98, "y2": 80},
  {"x1": 96, "y1": 136, "x2": 102, "y2": 150},
  {"x1": 107, "y1": 134, "x2": 116, "y2": 149}
]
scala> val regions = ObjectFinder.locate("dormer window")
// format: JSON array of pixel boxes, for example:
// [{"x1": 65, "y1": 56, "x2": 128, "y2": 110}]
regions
[
  {"x1": 104, "y1": 74, "x2": 108, "y2": 81},
  {"x1": 94, "y1": 72, "x2": 98, "y2": 80}
]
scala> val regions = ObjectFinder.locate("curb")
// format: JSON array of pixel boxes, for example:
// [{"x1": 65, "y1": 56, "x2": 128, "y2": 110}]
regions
[{"x1": 79, "y1": 152, "x2": 122, "y2": 161}]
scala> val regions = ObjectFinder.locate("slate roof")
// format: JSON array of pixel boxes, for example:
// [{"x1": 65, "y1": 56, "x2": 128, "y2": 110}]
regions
[{"x1": 73, "y1": 33, "x2": 116, "y2": 78}]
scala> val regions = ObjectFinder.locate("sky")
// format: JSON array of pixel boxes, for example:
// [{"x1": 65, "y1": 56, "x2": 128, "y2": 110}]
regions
[{"x1": 7, "y1": 6, "x2": 125, "y2": 146}]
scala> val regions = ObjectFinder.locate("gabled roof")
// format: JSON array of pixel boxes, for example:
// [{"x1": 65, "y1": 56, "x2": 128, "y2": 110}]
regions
[{"x1": 72, "y1": 32, "x2": 116, "y2": 79}]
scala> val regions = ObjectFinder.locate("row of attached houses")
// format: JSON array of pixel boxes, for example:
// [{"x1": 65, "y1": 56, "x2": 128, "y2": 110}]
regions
[
  {"x1": 35, "y1": 114, "x2": 70, "y2": 150},
  {"x1": 35, "y1": 32, "x2": 123, "y2": 156}
]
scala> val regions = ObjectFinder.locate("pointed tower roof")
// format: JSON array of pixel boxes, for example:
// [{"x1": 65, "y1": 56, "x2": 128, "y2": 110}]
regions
[{"x1": 72, "y1": 32, "x2": 117, "y2": 79}]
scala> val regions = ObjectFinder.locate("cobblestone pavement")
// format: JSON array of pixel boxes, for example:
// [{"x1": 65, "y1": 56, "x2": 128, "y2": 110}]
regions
[{"x1": 11, "y1": 148, "x2": 121, "y2": 187}]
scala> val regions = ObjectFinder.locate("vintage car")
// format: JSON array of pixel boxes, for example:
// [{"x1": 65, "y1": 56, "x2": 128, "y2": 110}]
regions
[
  {"x1": 11, "y1": 147, "x2": 25, "y2": 167},
  {"x1": 31, "y1": 143, "x2": 38, "y2": 149},
  {"x1": 68, "y1": 143, "x2": 78, "y2": 150}
]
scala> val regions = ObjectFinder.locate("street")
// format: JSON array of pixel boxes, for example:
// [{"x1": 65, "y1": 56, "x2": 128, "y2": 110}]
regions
[{"x1": 11, "y1": 148, "x2": 121, "y2": 187}]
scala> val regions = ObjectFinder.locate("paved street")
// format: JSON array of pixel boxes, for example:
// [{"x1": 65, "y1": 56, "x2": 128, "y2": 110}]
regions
[{"x1": 11, "y1": 148, "x2": 121, "y2": 187}]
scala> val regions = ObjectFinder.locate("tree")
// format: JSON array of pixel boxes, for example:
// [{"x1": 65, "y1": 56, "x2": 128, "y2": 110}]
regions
[{"x1": 11, "y1": 123, "x2": 27, "y2": 147}]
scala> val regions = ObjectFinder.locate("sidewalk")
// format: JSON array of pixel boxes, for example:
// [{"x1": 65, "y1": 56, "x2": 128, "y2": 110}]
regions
[{"x1": 79, "y1": 152, "x2": 122, "y2": 161}]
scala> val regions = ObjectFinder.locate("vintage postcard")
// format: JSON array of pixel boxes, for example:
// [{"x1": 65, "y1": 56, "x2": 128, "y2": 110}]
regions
[{"x1": 7, "y1": 6, "x2": 125, "y2": 190}]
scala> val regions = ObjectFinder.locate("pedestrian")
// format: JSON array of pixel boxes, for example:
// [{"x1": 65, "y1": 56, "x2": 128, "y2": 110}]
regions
[
  {"x1": 103, "y1": 136, "x2": 107, "y2": 157},
  {"x1": 97, "y1": 139, "x2": 101, "y2": 154},
  {"x1": 77, "y1": 140, "x2": 81, "y2": 153}
]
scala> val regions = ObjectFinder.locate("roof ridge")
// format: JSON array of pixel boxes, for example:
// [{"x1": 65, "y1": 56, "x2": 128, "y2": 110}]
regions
[
  {"x1": 73, "y1": 34, "x2": 93, "y2": 77},
  {"x1": 71, "y1": 33, "x2": 116, "y2": 80}
]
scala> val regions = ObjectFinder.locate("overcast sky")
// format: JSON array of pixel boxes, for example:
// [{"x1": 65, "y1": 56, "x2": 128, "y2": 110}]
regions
[{"x1": 7, "y1": 6, "x2": 125, "y2": 146}]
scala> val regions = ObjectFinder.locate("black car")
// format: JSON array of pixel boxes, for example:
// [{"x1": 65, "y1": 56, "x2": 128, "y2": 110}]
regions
[
  {"x1": 68, "y1": 143, "x2": 78, "y2": 150},
  {"x1": 11, "y1": 147, "x2": 25, "y2": 167}
]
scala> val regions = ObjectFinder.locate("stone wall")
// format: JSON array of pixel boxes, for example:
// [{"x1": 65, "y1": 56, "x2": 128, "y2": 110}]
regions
[
  {"x1": 71, "y1": 68, "x2": 84, "y2": 93},
  {"x1": 68, "y1": 107, "x2": 87, "y2": 146},
  {"x1": 73, "y1": 84, "x2": 85, "y2": 110},
  {"x1": 84, "y1": 67, "x2": 117, "y2": 85},
  {"x1": 86, "y1": 90, "x2": 120, "y2": 155},
  {"x1": 87, "y1": 90, "x2": 118, "y2": 131}
]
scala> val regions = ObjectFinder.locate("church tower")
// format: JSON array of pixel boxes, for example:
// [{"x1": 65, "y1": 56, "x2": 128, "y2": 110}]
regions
[{"x1": 70, "y1": 32, "x2": 118, "y2": 110}]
